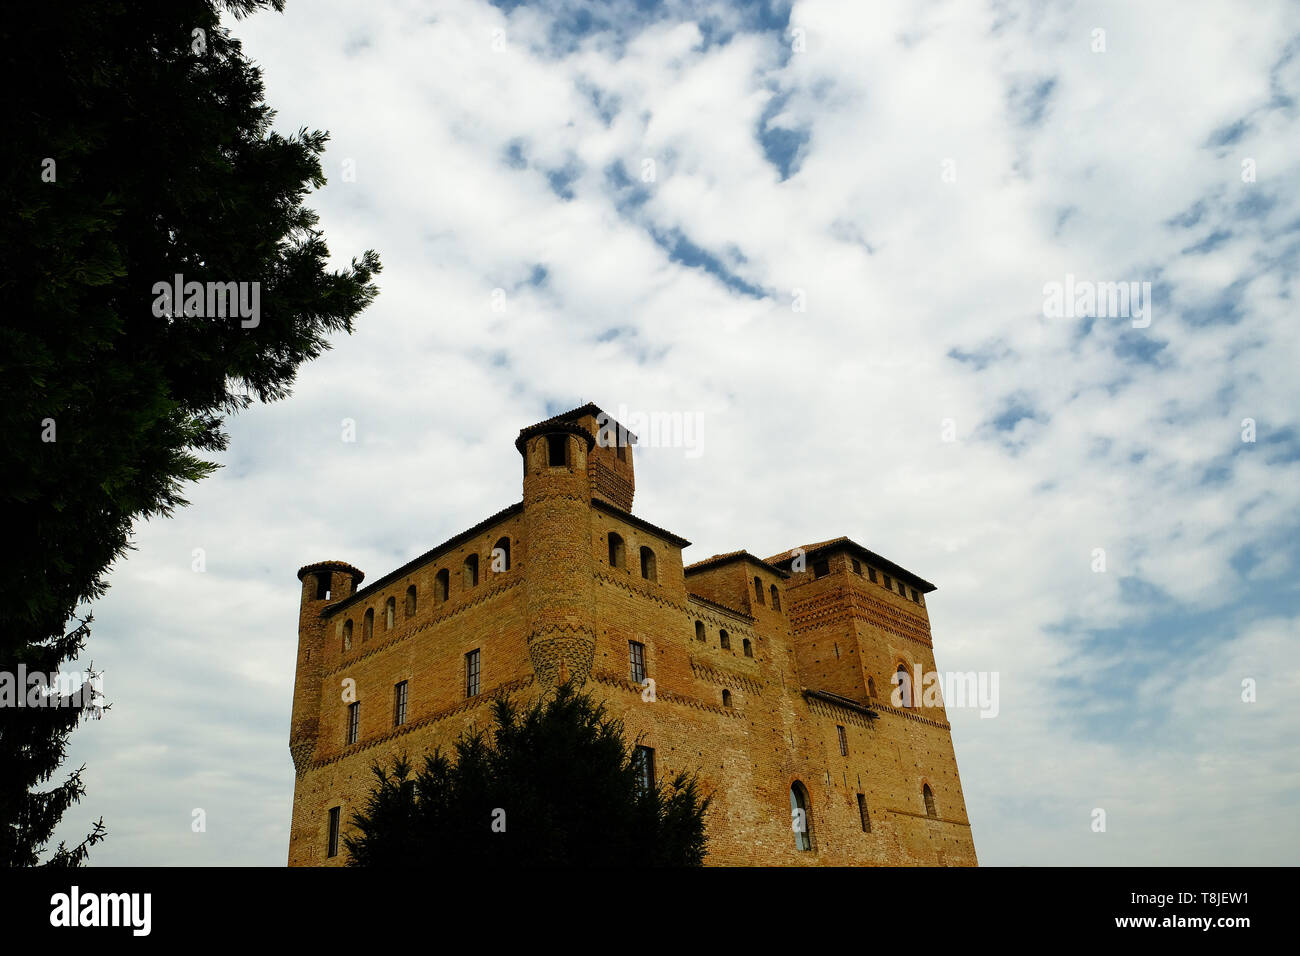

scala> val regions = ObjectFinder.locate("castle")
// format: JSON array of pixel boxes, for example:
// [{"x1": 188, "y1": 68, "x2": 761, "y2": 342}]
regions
[{"x1": 287, "y1": 404, "x2": 977, "y2": 865}]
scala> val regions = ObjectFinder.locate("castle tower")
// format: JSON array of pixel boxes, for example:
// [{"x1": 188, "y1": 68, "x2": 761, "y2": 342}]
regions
[
  {"x1": 290, "y1": 560, "x2": 364, "y2": 771},
  {"x1": 515, "y1": 419, "x2": 598, "y2": 688}
]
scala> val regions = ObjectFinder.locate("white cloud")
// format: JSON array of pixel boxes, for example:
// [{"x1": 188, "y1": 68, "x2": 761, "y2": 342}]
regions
[{"x1": 49, "y1": 0, "x2": 1300, "y2": 864}]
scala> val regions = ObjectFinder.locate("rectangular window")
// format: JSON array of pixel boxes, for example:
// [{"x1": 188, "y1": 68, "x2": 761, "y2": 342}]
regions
[
  {"x1": 910, "y1": 588, "x2": 920, "y2": 603},
  {"x1": 393, "y1": 680, "x2": 408, "y2": 727},
  {"x1": 857, "y1": 794, "x2": 871, "y2": 833},
  {"x1": 629, "y1": 640, "x2": 646, "y2": 684},
  {"x1": 837, "y1": 724, "x2": 848, "y2": 756},
  {"x1": 465, "y1": 649, "x2": 480, "y2": 698},
  {"x1": 882, "y1": 573, "x2": 891, "y2": 590},
  {"x1": 633, "y1": 745, "x2": 655, "y2": 793},
  {"x1": 868, "y1": 567, "x2": 877, "y2": 583},
  {"x1": 851, "y1": 558, "x2": 862, "y2": 574},
  {"x1": 328, "y1": 806, "x2": 341, "y2": 857},
  {"x1": 813, "y1": 559, "x2": 830, "y2": 578},
  {"x1": 346, "y1": 701, "x2": 360, "y2": 745},
  {"x1": 898, "y1": 580, "x2": 906, "y2": 596}
]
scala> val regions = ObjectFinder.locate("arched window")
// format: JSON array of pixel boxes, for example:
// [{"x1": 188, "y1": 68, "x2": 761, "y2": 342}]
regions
[
  {"x1": 867, "y1": 677, "x2": 877, "y2": 699},
  {"x1": 742, "y1": 638, "x2": 753, "y2": 658},
  {"x1": 719, "y1": 630, "x2": 731, "y2": 651},
  {"x1": 608, "y1": 532, "x2": 625, "y2": 569},
  {"x1": 639, "y1": 546, "x2": 656, "y2": 580},
  {"x1": 895, "y1": 664, "x2": 911, "y2": 708},
  {"x1": 722, "y1": 689, "x2": 732, "y2": 708},
  {"x1": 754, "y1": 576, "x2": 765, "y2": 604},
  {"x1": 363, "y1": 608, "x2": 374, "y2": 642},
  {"x1": 492, "y1": 536, "x2": 511, "y2": 573},
  {"x1": 789, "y1": 782, "x2": 813, "y2": 851},
  {"x1": 695, "y1": 620, "x2": 705, "y2": 642},
  {"x1": 435, "y1": 569, "x2": 449, "y2": 604},
  {"x1": 464, "y1": 554, "x2": 479, "y2": 588},
  {"x1": 405, "y1": 585, "x2": 417, "y2": 617},
  {"x1": 923, "y1": 784, "x2": 937, "y2": 818},
  {"x1": 385, "y1": 597, "x2": 395, "y2": 630},
  {"x1": 547, "y1": 434, "x2": 568, "y2": 467},
  {"x1": 342, "y1": 620, "x2": 353, "y2": 652},
  {"x1": 770, "y1": 584, "x2": 781, "y2": 611}
]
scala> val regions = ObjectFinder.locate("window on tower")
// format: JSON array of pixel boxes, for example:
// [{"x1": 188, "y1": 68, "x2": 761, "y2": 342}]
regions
[
  {"x1": 346, "y1": 701, "x2": 360, "y2": 745},
  {"x1": 547, "y1": 434, "x2": 567, "y2": 467},
  {"x1": 465, "y1": 649, "x2": 481, "y2": 698},
  {"x1": 790, "y1": 782, "x2": 813, "y2": 851},
  {"x1": 327, "y1": 807, "x2": 341, "y2": 858},
  {"x1": 628, "y1": 640, "x2": 646, "y2": 684}
]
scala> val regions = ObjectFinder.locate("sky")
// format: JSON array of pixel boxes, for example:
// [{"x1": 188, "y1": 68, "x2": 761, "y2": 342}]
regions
[{"x1": 51, "y1": 0, "x2": 1300, "y2": 865}]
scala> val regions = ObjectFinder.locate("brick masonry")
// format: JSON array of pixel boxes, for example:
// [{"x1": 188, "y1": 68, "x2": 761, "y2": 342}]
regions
[{"x1": 287, "y1": 405, "x2": 977, "y2": 866}]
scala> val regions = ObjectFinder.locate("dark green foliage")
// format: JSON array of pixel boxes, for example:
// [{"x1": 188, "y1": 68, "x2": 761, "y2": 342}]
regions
[
  {"x1": 345, "y1": 684, "x2": 711, "y2": 866},
  {"x1": 0, "y1": 0, "x2": 380, "y2": 865}
]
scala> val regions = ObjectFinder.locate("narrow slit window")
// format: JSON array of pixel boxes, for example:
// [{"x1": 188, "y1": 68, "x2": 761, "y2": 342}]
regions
[
  {"x1": 327, "y1": 807, "x2": 341, "y2": 857},
  {"x1": 393, "y1": 680, "x2": 408, "y2": 727},
  {"x1": 629, "y1": 640, "x2": 646, "y2": 684},
  {"x1": 465, "y1": 649, "x2": 480, "y2": 698},
  {"x1": 346, "y1": 701, "x2": 360, "y2": 745},
  {"x1": 857, "y1": 794, "x2": 871, "y2": 833},
  {"x1": 633, "y1": 745, "x2": 655, "y2": 792},
  {"x1": 790, "y1": 782, "x2": 813, "y2": 851}
]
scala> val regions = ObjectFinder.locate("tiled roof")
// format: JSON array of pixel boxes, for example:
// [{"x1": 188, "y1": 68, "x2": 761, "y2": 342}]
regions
[
  {"x1": 523, "y1": 402, "x2": 639, "y2": 443},
  {"x1": 684, "y1": 550, "x2": 788, "y2": 577},
  {"x1": 321, "y1": 502, "x2": 524, "y2": 616},
  {"x1": 765, "y1": 537, "x2": 937, "y2": 593},
  {"x1": 592, "y1": 498, "x2": 690, "y2": 547}
]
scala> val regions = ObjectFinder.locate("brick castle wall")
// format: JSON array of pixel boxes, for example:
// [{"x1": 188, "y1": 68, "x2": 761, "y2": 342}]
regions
[{"x1": 287, "y1": 407, "x2": 976, "y2": 866}]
